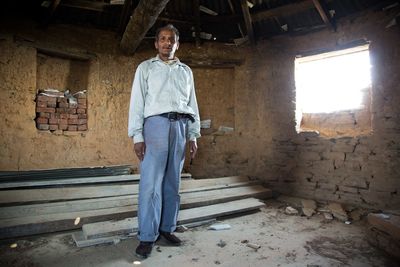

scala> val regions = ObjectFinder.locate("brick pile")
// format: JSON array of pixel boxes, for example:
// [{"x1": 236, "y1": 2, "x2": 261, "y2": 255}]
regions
[{"x1": 35, "y1": 91, "x2": 87, "y2": 131}]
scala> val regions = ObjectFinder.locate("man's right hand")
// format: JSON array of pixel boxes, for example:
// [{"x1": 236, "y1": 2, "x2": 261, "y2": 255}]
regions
[{"x1": 134, "y1": 142, "x2": 146, "y2": 161}]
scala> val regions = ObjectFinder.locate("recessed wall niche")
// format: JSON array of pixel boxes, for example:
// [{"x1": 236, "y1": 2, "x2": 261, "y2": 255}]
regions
[{"x1": 35, "y1": 52, "x2": 90, "y2": 132}]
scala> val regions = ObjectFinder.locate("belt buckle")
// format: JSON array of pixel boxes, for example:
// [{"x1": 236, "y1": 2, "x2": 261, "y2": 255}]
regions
[{"x1": 168, "y1": 112, "x2": 178, "y2": 121}]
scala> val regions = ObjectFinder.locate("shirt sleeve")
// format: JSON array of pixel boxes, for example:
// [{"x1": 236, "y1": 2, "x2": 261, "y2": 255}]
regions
[
  {"x1": 187, "y1": 69, "x2": 201, "y2": 141},
  {"x1": 128, "y1": 63, "x2": 146, "y2": 143}
]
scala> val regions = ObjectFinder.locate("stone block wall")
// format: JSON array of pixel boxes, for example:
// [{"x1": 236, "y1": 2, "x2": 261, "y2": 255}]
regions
[{"x1": 247, "y1": 10, "x2": 400, "y2": 209}]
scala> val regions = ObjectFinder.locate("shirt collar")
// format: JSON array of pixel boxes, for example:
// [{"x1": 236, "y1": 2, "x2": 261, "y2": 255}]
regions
[{"x1": 151, "y1": 55, "x2": 185, "y2": 66}]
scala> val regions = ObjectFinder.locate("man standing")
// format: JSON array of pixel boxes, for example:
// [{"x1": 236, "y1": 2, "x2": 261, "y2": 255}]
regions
[{"x1": 128, "y1": 24, "x2": 201, "y2": 259}]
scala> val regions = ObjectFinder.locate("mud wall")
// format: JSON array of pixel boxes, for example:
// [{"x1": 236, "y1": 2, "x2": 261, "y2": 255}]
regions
[
  {"x1": 1, "y1": 9, "x2": 399, "y2": 209},
  {"x1": 236, "y1": 10, "x2": 400, "y2": 209},
  {"x1": 0, "y1": 19, "x2": 240, "y2": 173}
]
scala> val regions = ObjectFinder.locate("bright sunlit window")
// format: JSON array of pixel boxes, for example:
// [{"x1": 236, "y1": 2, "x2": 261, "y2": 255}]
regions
[
  {"x1": 295, "y1": 45, "x2": 371, "y2": 114},
  {"x1": 295, "y1": 45, "x2": 372, "y2": 134}
]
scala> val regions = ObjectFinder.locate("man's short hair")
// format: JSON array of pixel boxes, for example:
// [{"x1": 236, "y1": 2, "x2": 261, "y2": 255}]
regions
[{"x1": 155, "y1": 24, "x2": 180, "y2": 41}]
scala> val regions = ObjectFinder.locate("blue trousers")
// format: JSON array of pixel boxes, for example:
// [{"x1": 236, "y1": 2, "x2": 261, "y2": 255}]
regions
[{"x1": 138, "y1": 115, "x2": 187, "y2": 242}]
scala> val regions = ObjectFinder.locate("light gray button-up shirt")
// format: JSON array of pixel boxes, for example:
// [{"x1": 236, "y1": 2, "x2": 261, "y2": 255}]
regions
[{"x1": 128, "y1": 55, "x2": 201, "y2": 144}]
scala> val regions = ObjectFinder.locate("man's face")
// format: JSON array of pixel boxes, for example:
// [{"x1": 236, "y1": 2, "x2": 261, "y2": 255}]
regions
[{"x1": 155, "y1": 29, "x2": 179, "y2": 60}]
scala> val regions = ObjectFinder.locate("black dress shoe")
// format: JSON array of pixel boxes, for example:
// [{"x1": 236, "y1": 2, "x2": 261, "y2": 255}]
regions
[
  {"x1": 159, "y1": 231, "x2": 182, "y2": 245},
  {"x1": 135, "y1": 241, "x2": 154, "y2": 258}
]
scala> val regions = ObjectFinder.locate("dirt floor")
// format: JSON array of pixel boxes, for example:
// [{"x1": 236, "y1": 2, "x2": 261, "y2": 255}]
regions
[{"x1": 1, "y1": 200, "x2": 398, "y2": 267}]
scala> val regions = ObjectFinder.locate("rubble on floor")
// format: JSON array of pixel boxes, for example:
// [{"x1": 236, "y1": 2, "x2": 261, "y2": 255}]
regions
[
  {"x1": 276, "y1": 194, "x2": 400, "y2": 260},
  {"x1": 367, "y1": 212, "x2": 400, "y2": 259}
]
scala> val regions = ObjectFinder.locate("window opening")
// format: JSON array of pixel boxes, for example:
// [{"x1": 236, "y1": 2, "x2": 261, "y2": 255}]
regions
[{"x1": 295, "y1": 45, "x2": 372, "y2": 137}]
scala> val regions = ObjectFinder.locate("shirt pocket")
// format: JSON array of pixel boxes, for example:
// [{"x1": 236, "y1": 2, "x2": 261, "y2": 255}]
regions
[
  {"x1": 174, "y1": 69, "x2": 190, "y2": 102},
  {"x1": 147, "y1": 68, "x2": 170, "y2": 99}
]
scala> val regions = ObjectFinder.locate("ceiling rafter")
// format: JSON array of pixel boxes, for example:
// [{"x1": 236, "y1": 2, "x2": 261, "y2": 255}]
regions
[
  {"x1": 60, "y1": 0, "x2": 108, "y2": 12},
  {"x1": 252, "y1": 0, "x2": 314, "y2": 22},
  {"x1": 312, "y1": 0, "x2": 334, "y2": 30},
  {"x1": 120, "y1": 0, "x2": 170, "y2": 54},
  {"x1": 193, "y1": 0, "x2": 201, "y2": 47},
  {"x1": 22, "y1": 0, "x2": 393, "y2": 47},
  {"x1": 241, "y1": 0, "x2": 255, "y2": 44},
  {"x1": 117, "y1": 0, "x2": 133, "y2": 35}
]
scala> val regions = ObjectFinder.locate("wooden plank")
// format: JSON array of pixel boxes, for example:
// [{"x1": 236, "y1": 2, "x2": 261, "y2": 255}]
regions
[
  {"x1": 83, "y1": 217, "x2": 138, "y2": 239},
  {"x1": 0, "y1": 174, "x2": 139, "y2": 189},
  {"x1": 0, "y1": 173, "x2": 191, "y2": 189},
  {"x1": 0, "y1": 176, "x2": 250, "y2": 204},
  {"x1": 0, "y1": 164, "x2": 133, "y2": 180},
  {"x1": 73, "y1": 218, "x2": 217, "y2": 247},
  {"x1": 0, "y1": 184, "x2": 137, "y2": 204},
  {"x1": 72, "y1": 231, "x2": 135, "y2": 248},
  {"x1": 368, "y1": 213, "x2": 400, "y2": 240},
  {"x1": 0, "y1": 185, "x2": 269, "y2": 238},
  {"x1": 180, "y1": 58, "x2": 244, "y2": 68},
  {"x1": 82, "y1": 198, "x2": 265, "y2": 239},
  {"x1": 0, "y1": 205, "x2": 137, "y2": 239},
  {"x1": 178, "y1": 197, "x2": 265, "y2": 224},
  {"x1": 36, "y1": 46, "x2": 96, "y2": 61},
  {"x1": 0, "y1": 184, "x2": 268, "y2": 219},
  {"x1": 60, "y1": 0, "x2": 109, "y2": 12},
  {"x1": 0, "y1": 195, "x2": 135, "y2": 219},
  {"x1": 180, "y1": 185, "x2": 271, "y2": 209},
  {"x1": 0, "y1": 165, "x2": 134, "y2": 179}
]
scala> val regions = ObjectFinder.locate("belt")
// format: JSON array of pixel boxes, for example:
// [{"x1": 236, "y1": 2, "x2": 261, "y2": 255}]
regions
[{"x1": 159, "y1": 112, "x2": 195, "y2": 123}]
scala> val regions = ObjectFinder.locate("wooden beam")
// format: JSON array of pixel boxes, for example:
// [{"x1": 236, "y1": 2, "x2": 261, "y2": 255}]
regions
[
  {"x1": 0, "y1": 205, "x2": 136, "y2": 239},
  {"x1": 14, "y1": 37, "x2": 96, "y2": 61},
  {"x1": 0, "y1": 189, "x2": 269, "y2": 239},
  {"x1": 82, "y1": 198, "x2": 266, "y2": 239},
  {"x1": 180, "y1": 58, "x2": 244, "y2": 69},
  {"x1": 157, "y1": 14, "x2": 242, "y2": 24},
  {"x1": 228, "y1": 0, "x2": 245, "y2": 37},
  {"x1": 0, "y1": 195, "x2": 135, "y2": 219},
  {"x1": 0, "y1": 173, "x2": 191, "y2": 189},
  {"x1": 39, "y1": 0, "x2": 62, "y2": 27},
  {"x1": 240, "y1": 0, "x2": 255, "y2": 44},
  {"x1": 110, "y1": 0, "x2": 125, "y2": 4},
  {"x1": 117, "y1": 0, "x2": 133, "y2": 35},
  {"x1": 312, "y1": 0, "x2": 333, "y2": 29},
  {"x1": 60, "y1": 0, "x2": 108, "y2": 12},
  {"x1": 199, "y1": 5, "x2": 218, "y2": 16},
  {"x1": 0, "y1": 164, "x2": 133, "y2": 180},
  {"x1": 178, "y1": 197, "x2": 265, "y2": 225},
  {"x1": 0, "y1": 176, "x2": 251, "y2": 204},
  {"x1": 120, "y1": 0, "x2": 170, "y2": 54},
  {"x1": 193, "y1": 0, "x2": 201, "y2": 47},
  {"x1": 368, "y1": 213, "x2": 400, "y2": 241},
  {"x1": 157, "y1": 16, "x2": 192, "y2": 25},
  {"x1": 0, "y1": 184, "x2": 271, "y2": 221},
  {"x1": 0, "y1": 184, "x2": 270, "y2": 220},
  {"x1": 252, "y1": 0, "x2": 313, "y2": 22},
  {"x1": 0, "y1": 174, "x2": 139, "y2": 189}
]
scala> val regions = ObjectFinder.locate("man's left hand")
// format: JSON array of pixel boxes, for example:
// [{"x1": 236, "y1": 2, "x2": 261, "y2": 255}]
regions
[{"x1": 189, "y1": 140, "x2": 198, "y2": 159}]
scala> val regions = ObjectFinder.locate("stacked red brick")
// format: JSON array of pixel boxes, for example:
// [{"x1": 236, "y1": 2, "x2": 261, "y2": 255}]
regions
[{"x1": 35, "y1": 91, "x2": 88, "y2": 131}]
